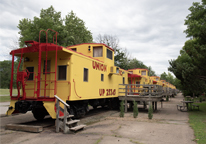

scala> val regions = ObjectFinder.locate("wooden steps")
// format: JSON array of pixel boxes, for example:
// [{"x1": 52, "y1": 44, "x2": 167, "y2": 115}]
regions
[
  {"x1": 55, "y1": 95, "x2": 86, "y2": 134},
  {"x1": 59, "y1": 115, "x2": 74, "y2": 120},
  {"x1": 66, "y1": 120, "x2": 80, "y2": 125},
  {"x1": 69, "y1": 125, "x2": 86, "y2": 131}
]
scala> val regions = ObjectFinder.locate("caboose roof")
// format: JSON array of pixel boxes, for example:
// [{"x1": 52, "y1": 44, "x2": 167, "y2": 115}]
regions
[{"x1": 128, "y1": 68, "x2": 149, "y2": 71}]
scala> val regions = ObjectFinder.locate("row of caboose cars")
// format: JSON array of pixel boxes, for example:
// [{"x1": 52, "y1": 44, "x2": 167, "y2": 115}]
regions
[{"x1": 7, "y1": 29, "x2": 176, "y2": 119}]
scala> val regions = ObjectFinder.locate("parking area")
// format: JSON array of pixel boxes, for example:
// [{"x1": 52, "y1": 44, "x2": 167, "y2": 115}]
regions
[{"x1": 0, "y1": 93, "x2": 195, "y2": 144}]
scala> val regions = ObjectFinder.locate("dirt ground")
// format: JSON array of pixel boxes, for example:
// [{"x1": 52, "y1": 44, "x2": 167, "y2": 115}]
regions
[{"x1": 0, "y1": 93, "x2": 195, "y2": 144}]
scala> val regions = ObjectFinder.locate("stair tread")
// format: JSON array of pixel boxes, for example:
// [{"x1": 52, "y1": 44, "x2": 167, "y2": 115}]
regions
[
  {"x1": 66, "y1": 120, "x2": 80, "y2": 125},
  {"x1": 69, "y1": 125, "x2": 86, "y2": 131},
  {"x1": 58, "y1": 115, "x2": 74, "y2": 119}
]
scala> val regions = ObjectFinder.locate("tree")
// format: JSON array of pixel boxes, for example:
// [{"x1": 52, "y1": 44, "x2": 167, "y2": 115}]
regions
[
  {"x1": 160, "y1": 72, "x2": 167, "y2": 81},
  {"x1": 95, "y1": 34, "x2": 130, "y2": 69},
  {"x1": 0, "y1": 60, "x2": 18, "y2": 88},
  {"x1": 169, "y1": 1, "x2": 206, "y2": 96},
  {"x1": 128, "y1": 58, "x2": 147, "y2": 69},
  {"x1": 18, "y1": 6, "x2": 93, "y2": 47}
]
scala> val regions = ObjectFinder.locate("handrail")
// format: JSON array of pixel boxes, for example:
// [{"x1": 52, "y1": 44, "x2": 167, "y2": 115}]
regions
[
  {"x1": 54, "y1": 95, "x2": 70, "y2": 108},
  {"x1": 55, "y1": 95, "x2": 70, "y2": 133}
]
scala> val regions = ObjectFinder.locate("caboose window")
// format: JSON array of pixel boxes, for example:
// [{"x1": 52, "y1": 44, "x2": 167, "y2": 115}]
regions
[
  {"x1": 123, "y1": 77, "x2": 125, "y2": 84},
  {"x1": 84, "y1": 68, "x2": 88, "y2": 82},
  {"x1": 26, "y1": 67, "x2": 34, "y2": 80},
  {"x1": 101, "y1": 74, "x2": 104, "y2": 81},
  {"x1": 93, "y1": 46, "x2": 103, "y2": 57},
  {"x1": 141, "y1": 71, "x2": 146, "y2": 75},
  {"x1": 58, "y1": 66, "x2": 67, "y2": 80},
  {"x1": 107, "y1": 49, "x2": 113, "y2": 60},
  {"x1": 136, "y1": 81, "x2": 140, "y2": 87},
  {"x1": 71, "y1": 48, "x2": 76, "y2": 51},
  {"x1": 43, "y1": 60, "x2": 51, "y2": 74}
]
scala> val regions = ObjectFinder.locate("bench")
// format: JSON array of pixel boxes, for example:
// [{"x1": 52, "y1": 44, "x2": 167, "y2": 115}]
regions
[
  {"x1": 177, "y1": 104, "x2": 187, "y2": 112},
  {"x1": 192, "y1": 104, "x2": 200, "y2": 110}
]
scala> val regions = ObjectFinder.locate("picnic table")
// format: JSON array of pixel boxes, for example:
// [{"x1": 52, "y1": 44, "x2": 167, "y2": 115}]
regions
[{"x1": 177, "y1": 101, "x2": 193, "y2": 112}]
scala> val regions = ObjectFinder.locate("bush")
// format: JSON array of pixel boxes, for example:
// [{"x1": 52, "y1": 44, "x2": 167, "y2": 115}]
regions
[
  {"x1": 119, "y1": 100, "x2": 124, "y2": 117},
  {"x1": 148, "y1": 104, "x2": 153, "y2": 119},
  {"x1": 200, "y1": 97, "x2": 202, "y2": 102},
  {"x1": 166, "y1": 96, "x2": 169, "y2": 101},
  {"x1": 133, "y1": 100, "x2": 138, "y2": 118}
]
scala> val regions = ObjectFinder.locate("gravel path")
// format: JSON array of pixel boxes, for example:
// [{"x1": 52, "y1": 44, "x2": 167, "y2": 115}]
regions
[{"x1": 0, "y1": 93, "x2": 195, "y2": 144}]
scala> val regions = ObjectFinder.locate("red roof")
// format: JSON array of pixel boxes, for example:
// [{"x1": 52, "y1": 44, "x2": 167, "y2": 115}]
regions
[
  {"x1": 128, "y1": 73, "x2": 141, "y2": 78},
  {"x1": 128, "y1": 68, "x2": 149, "y2": 71}
]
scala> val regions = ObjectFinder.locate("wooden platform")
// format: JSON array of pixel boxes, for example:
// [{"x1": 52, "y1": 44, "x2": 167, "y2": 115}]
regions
[{"x1": 118, "y1": 95, "x2": 163, "y2": 102}]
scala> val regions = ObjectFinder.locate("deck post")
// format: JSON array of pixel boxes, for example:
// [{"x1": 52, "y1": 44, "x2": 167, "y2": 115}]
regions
[
  {"x1": 125, "y1": 84, "x2": 128, "y2": 112},
  {"x1": 63, "y1": 105, "x2": 67, "y2": 133},
  {"x1": 148, "y1": 85, "x2": 152, "y2": 109},
  {"x1": 155, "y1": 102, "x2": 157, "y2": 110},
  {"x1": 56, "y1": 99, "x2": 60, "y2": 133}
]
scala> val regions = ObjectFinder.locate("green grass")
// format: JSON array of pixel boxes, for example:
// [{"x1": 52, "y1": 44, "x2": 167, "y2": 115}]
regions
[
  {"x1": 0, "y1": 89, "x2": 17, "y2": 102},
  {"x1": 0, "y1": 96, "x2": 11, "y2": 102},
  {"x1": 0, "y1": 89, "x2": 17, "y2": 96},
  {"x1": 189, "y1": 102, "x2": 206, "y2": 144}
]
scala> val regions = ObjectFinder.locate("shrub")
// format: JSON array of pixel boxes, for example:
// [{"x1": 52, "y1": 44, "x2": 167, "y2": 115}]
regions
[
  {"x1": 148, "y1": 104, "x2": 153, "y2": 119},
  {"x1": 119, "y1": 100, "x2": 124, "y2": 117},
  {"x1": 200, "y1": 97, "x2": 202, "y2": 102},
  {"x1": 166, "y1": 96, "x2": 169, "y2": 101},
  {"x1": 133, "y1": 100, "x2": 138, "y2": 118}
]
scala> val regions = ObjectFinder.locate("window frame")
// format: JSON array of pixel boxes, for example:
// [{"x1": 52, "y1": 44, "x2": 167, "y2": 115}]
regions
[
  {"x1": 101, "y1": 74, "x2": 104, "y2": 82},
  {"x1": 26, "y1": 67, "x2": 34, "y2": 81},
  {"x1": 93, "y1": 46, "x2": 103, "y2": 57},
  {"x1": 43, "y1": 60, "x2": 51, "y2": 74},
  {"x1": 58, "y1": 65, "x2": 67, "y2": 80},
  {"x1": 107, "y1": 48, "x2": 113, "y2": 60},
  {"x1": 83, "y1": 68, "x2": 89, "y2": 82}
]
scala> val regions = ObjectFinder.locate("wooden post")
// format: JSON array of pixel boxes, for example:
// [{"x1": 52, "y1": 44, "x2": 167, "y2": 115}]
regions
[
  {"x1": 125, "y1": 84, "x2": 128, "y2": 112},
  {"x1": 149, "y1": 85, "x2": 152, "y2": 110},
  {"x1": 63, "y1": 105, "x2": 67, "y2": 133},
  {"x1": 161, "y1": 100, "x2": 163, "y2": 108},
  {"x1": 152, "y1": 101, "x2": 154, "y2": 110},
  {"x1": 56, "y1": 99, "x2": 60, "y2": 133},
  {"x1": 155, "y1": 102, "x2": 157, "y2": 111}
]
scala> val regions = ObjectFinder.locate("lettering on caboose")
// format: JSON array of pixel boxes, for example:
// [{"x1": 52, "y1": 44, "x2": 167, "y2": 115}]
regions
[
  {"x1": 92, "y1": 61, "x2": 107, "y2": 72},
  {"x1": 99, "y1": 89, "x2": 116, "y2": 96}
]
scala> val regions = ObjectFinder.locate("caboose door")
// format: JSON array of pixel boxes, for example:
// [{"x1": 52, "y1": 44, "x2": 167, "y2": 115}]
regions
[{"x1": 40, "y1": 59, "x2": 51, "y2": 97}]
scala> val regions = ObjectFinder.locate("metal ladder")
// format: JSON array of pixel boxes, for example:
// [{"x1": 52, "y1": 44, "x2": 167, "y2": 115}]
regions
[{"x1": 55, "y1": 95, "x2": 86, "y2": 133}]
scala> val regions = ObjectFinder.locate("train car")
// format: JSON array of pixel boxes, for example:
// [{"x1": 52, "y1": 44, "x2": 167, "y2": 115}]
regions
[
  {"x1": 150, "y1": 76, "x2": 162, "y2": 86},
  {"x1": 7, "y1": 29, "x2": 128, "y2": 120},
  {"x1": 127, "y1": 68, "x2": 151, "y2": 95}
]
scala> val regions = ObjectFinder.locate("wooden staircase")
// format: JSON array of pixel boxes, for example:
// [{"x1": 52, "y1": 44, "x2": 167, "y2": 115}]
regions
[{"x1": 55, "y1": 95, "x2": 86, "y2": 133}]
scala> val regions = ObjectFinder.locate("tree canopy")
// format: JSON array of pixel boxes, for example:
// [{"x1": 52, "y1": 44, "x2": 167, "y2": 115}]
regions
[
  {"x1": 168, "y1": 1, "x2": 206, "y2": 96},
  {"x1": 18, "y1": 6, "x2": 93, "y2": 48}
]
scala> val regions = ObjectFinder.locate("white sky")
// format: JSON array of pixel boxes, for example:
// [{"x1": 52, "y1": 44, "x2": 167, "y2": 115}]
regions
[{"x1": 0, "y1": 0, "x2": 202, "y2": 75}]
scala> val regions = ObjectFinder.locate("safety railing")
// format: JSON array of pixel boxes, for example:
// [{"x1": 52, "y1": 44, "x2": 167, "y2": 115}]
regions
[{"x1": 55, "y1": 95, "x2": 70, "y2": 133}]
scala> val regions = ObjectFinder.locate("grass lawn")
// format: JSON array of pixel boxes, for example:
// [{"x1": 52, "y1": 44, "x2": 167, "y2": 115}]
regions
[
  {"x1": 0, "y1": 96, "x2": 11, "y2": 102},
  {"x1": 189, "y1": 101, "x2": 206, "y2": 144},
  {"x1": 0, "y1": 89, "x2": 17, "y2": 96},
  {"x1": 0, "y1": 89, "x2": 17, "y2": 102}
]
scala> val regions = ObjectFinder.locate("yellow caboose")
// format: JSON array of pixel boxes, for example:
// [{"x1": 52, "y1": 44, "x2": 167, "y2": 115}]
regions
[{"x1": 7, "y1": 29, "x2": 128, "y2": 119}]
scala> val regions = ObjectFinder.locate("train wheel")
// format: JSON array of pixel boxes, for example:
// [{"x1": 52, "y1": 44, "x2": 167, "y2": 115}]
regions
[
  {"x1": 32, "y1": 108, "x2": 46, "y2": 121},
  {"x1": 93, "y1": 105, "x2": 97, "y2": 109}
]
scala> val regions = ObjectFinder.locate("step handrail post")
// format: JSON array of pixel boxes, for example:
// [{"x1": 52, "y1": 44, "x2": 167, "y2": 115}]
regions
[
  {"x1": 54, "y1": 95, "x2": 70, "y2": 133},
  {"x1": 56, "y1": 99, "x2": 60, "y2": 132}
]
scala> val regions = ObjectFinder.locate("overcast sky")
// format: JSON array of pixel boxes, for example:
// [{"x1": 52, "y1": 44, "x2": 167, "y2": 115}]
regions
[{"x1": 0, "y1": 0, "x2": 202, "y2": 76}]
